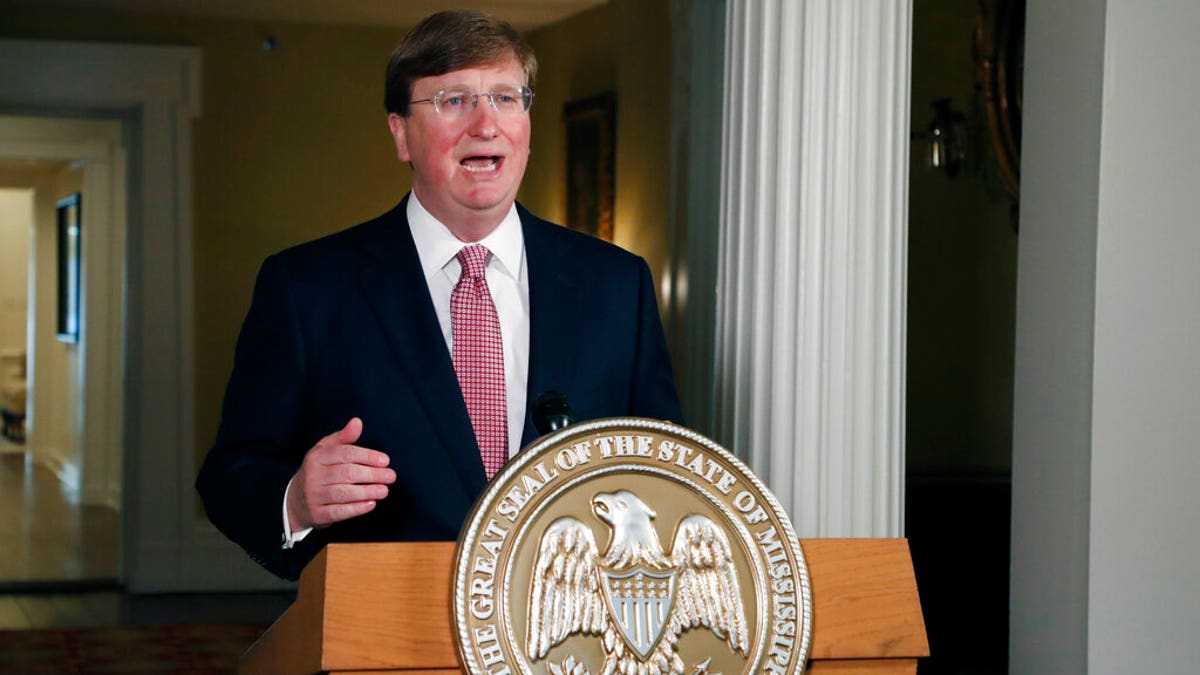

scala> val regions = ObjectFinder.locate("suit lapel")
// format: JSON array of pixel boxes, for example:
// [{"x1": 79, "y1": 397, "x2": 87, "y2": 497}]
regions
[
  {"x1": 353, "y1": 199, "x2": 488, "y2": 496},
  {"x1": 520, "y1": 206, "x2": 584, "y2": 446}
]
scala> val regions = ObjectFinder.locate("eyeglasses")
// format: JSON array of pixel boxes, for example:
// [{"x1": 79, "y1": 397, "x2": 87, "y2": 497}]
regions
[{"x1": 409, "y1": 86, "x2": 535, "y2": 118}]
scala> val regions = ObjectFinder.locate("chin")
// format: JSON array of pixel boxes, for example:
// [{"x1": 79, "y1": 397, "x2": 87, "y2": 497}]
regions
[{"x1": 459, "y1": 187, "x2": 517, "y2": 212}]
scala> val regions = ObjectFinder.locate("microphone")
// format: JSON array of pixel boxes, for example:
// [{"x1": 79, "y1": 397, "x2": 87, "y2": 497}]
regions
[{"x1": 532, "y1": 390, "x2": 574, "y2": 436}]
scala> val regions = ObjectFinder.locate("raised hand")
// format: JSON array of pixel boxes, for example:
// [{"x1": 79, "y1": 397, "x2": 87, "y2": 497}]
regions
[{"x1": 286, "y1": 417, "x2": 396, "y2": 531}]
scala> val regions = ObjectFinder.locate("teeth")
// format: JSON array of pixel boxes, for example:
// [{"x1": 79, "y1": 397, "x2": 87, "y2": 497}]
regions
[{"x1": 463, "y1": 158, "x2": 498, "y2": 173}]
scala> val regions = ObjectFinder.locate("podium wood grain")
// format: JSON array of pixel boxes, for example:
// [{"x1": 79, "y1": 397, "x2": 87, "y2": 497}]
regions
[{"x1": 241, "y1": 539, "x2": 927, "y2": 674}]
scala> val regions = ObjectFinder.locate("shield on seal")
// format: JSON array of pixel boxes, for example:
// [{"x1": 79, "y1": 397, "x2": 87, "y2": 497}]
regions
[{"x1": 600, "y1": 567, "x2": 677, "y2": 659}]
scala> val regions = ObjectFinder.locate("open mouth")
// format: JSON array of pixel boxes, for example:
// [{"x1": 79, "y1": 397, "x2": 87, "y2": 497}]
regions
[{"x1": 461, "y1": 156, "x2": 501, "y2": 173}]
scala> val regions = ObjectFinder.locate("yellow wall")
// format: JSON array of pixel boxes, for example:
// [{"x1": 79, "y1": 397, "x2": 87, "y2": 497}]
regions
[
  {"x1": 0, "y1": 1, "x2": 674, "y2": 467},
  {"x1": 0, "y1": 187, "x2": 32, "y2": 352},
  {"x1": 181, "y1": 22, "x2": 412, "y2": 459},
  {"x1": 521, "y1": 0, "x2": 673, "y2": 289}
]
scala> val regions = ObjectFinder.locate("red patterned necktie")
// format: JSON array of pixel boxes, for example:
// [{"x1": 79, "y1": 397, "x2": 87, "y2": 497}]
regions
[{"x1": 451, "y1": 245, "x2": 508, "y2": 479}]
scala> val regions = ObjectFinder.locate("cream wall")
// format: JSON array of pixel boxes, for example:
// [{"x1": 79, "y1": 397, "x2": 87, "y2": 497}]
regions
[
  {"x1": 521, "y1": 0, "x2": 673, "y2": 295},
  {"x1": 0, "y1": 188, "x2": 32, "y2": 353},
  {"x1": 185, "y1": 20, "x2": 412, "y2": 462}
]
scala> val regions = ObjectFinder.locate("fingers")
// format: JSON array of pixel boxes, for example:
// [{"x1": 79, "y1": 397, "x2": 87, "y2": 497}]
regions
[
  {"x1": 325, "y1": 500, "x2": 377, "y2": 525},
  {"x1": 326, "y1": 462, "x2": 395, "y2": 487},
  {"x1": 314, "y1": 418, "x2": 390, "y2": 468},
  {"x1": 326, "y1": 482, "x2": 390, "y2": 504},
  {"x1": 289, "y1": 417, "x2": 397, "y2": 530},
  {"x1": 337, "y1": 416, "x2": 363, "y2": 445},
  {"x1": 325, "y1": 443, "x2": 392, "y2": 469},
  {"x1": 314, "y1": 417, "x2": 365, "y2": 455},
  {"x1": 305, "y1": 485, "x2": 388, "y2": 528},
  {"x1": 291, "y1": 478, "x2": 389, "y2": 530},
  {"x1": 298, "y1": 498, "x2": 379, "y2": 530}
]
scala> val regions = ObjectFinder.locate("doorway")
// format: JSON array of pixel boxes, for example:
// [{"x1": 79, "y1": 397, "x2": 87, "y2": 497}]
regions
[
  {"x1": 904, "y1": 1, "x2": 1023, "y2": 673},
  {"x1": 0, "y1": 115, "x2": 127, "y2": 588}
]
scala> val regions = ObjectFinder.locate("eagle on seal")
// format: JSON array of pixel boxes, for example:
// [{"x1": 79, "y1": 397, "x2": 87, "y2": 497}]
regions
[{"x1": 527, "y1": 490, "x2": 748, "y2": 674}]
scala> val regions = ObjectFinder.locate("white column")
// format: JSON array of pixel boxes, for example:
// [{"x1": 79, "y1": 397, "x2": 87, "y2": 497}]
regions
[{"x1": 716, "y1": 0, "x2": 911, "y2": 537}]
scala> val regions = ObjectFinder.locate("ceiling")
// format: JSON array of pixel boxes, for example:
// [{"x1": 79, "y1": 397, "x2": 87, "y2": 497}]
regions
[{"x1": 1, "y1": 0, "x2": 608, "y2": 32}]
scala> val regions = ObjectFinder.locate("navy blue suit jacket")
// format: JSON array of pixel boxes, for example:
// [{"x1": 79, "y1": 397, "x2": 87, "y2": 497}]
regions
[{"x1": 196, "y1": 198, "x2": 682, "y2": 579}]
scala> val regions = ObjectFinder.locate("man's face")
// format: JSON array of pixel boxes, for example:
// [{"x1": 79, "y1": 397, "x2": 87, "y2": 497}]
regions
[{"x1": 388, "y1": 58, "x2": 531, "y2": 238}]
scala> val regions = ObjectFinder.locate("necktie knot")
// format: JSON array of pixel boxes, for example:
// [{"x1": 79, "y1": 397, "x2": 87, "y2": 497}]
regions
[{"x1": 457, "y1": 245, "x2": 491, "y2": 282}]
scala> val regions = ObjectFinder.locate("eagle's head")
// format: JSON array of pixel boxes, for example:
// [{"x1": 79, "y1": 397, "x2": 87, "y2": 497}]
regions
[{"x1": 592, "y1": 490, "x2": 670, "y2": 568}]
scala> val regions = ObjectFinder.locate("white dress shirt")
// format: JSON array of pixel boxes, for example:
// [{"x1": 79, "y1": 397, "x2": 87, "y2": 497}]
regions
[
  {"x1": 406, "y1": 191, "x2": 531, "y2": 455},
  {"x1": 283, "y1": 192, "x2": 530, "y2": 548}
]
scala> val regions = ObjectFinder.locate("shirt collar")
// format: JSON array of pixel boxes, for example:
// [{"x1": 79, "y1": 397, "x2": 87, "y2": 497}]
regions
[{"x1": 406, "y1": 191, "x2": 524, "y2": 282}]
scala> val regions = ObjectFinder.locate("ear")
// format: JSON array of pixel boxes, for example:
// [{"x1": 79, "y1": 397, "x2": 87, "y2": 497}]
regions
[{"x1": 387, "y1": 113, "x2": 411, "y2": 162}]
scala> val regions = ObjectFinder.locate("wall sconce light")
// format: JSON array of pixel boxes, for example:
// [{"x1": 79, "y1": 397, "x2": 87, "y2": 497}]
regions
[
  {"x1": 259, "y1": 29, "x2": 279, "y2": 53},
  {"x1": 913, "y1": 98, "x2": 967, "y2": 178}
]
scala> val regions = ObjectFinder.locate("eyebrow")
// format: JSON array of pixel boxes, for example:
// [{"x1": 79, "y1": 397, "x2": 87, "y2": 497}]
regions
[{"x1": 432, "y1": 82, "x2": 524, "y2": 92}]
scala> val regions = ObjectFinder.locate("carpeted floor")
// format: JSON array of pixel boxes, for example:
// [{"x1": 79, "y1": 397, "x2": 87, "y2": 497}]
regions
[{"x1": 0, "y1": 623, "x2": 268, "y2": 674}]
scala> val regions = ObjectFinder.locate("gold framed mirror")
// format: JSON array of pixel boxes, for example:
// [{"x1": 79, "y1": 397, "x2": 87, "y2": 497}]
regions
[{"x1": 974, "y1": 0, "x2": 1025, "y2": 203}]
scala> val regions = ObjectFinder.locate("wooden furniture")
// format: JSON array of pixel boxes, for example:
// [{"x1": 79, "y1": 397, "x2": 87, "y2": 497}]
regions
[
  {"x1": 0, "y1": 349, "x2": 26, "y2": 443},
  {"x1": 241, "y1": 539, "x2": 928, "y2": 675}
]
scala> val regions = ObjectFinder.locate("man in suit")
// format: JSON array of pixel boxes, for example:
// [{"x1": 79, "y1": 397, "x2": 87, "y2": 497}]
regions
[{"x1": 196, "y1": 10, "x2": 681, "y2": 580}]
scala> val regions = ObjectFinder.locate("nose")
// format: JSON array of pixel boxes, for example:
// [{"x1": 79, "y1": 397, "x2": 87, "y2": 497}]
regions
[{"x1": 466, "y1": 96, "x2": 499, "y2": 139}]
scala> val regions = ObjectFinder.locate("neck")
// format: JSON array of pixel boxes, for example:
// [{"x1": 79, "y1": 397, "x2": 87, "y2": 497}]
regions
[{"x1": 447, "y1": 218, "x2": 502, "y2": 243}]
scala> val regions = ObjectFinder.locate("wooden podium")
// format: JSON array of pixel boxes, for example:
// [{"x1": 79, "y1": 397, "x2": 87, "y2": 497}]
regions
[{"x1": 241, "y1": 539, "x2": 927, "y2": 675}]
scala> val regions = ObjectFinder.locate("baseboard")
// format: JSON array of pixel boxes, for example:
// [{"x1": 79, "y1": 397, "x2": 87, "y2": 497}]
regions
[{"x1": 37, "y1": 451, "x2": 81, "y2": 492}]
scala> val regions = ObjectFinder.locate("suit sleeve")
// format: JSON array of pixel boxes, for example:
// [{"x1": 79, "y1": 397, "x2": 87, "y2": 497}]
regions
[
  {"x1": 196, "y1": 254, "x2": 326, "y2": 580},
  {"x1": 630, "y1": 258, "x2": 685, "y2": 424}
]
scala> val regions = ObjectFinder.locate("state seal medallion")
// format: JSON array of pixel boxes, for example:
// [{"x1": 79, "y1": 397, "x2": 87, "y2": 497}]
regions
[{"x1": 453, "y1": 418, "x2": 812, "y2": 675}]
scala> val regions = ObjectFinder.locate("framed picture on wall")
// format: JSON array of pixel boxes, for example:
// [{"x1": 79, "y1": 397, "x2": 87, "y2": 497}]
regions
[
  {"x1": 563, "y1": 93, "x2": 616, "y2": 241},
  {"x1": 56, "y1": 193, "x2": 81, "y2": 344}
]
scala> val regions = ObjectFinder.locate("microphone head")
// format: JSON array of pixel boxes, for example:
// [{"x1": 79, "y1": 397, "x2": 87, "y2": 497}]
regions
[{"x1": 532, "y1": 390, "x2": 574, "y2": 435}]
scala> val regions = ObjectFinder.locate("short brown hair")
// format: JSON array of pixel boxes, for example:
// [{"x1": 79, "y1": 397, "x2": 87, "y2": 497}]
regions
[{"x1": 384, "y1": 9, "x2": 538, "y2": 116}]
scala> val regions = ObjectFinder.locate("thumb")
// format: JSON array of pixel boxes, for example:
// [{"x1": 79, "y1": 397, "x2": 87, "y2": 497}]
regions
[{"x1": 337, "y1": 417, "x2": 363, "y2": 445}]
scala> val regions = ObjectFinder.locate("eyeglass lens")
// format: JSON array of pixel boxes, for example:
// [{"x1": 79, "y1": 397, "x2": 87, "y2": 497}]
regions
[{"x1": 433, "y1": 87, "x2": 533, "y2": 115}]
